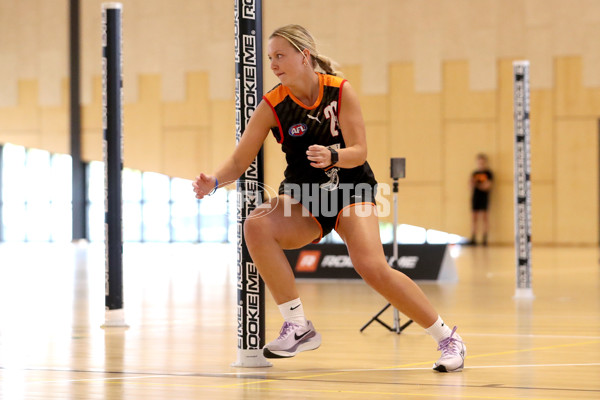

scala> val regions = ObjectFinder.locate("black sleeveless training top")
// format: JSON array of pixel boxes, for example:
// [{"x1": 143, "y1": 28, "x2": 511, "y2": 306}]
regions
[{"x1": 262, "y1": 73, "x2": 376, "y2": 190}]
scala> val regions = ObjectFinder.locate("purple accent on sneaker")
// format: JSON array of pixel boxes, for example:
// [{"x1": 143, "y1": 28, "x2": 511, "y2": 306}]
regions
[
  {"x1": 434, "y1": 326, "x2": 466, "y2": 372},
  {"x1": 278, "y1": 321, "x2": 298, "y2": 337},
  {"x1": 437, "y1": 326, "x2": 461, "y2": 353}
]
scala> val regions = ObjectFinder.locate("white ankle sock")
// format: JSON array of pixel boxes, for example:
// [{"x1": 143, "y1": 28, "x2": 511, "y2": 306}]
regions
[
  {"x1": 278, "y1": 298, "x2": 307, "y2": 327},
  {"x1": 425, "y1": 316, "x2": 453, "y2": 343}
]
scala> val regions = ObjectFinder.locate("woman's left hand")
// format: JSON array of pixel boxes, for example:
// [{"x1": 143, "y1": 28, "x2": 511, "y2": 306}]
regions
[{"x1": 306, "y1": 145, "x2": 332, "y2": 168}]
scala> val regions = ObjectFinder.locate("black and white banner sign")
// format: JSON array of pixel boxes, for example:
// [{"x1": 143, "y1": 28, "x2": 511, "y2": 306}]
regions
[
  {"x1": 233, "y1": 0, "x2": 268, "y2": 367},
  {"x1": 286, "y1": 243, "x2": 457, "y2": 282}
]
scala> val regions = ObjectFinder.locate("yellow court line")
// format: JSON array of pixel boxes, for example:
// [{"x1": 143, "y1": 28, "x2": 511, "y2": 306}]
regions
[
  {"x1": 99, "y1": 379, "x2": 556, "y2": 400},
  {"x1": 249, "y1": 385, "x2": 557, "y2": 400},
  {"x1": 464, "y1": 339, "x2": 600, "y2": 361}
]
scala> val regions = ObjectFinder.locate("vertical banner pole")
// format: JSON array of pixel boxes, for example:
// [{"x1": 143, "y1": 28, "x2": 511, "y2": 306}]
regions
[
  {"x1": 102, "y1": 2, "x2": 127, "y2": 326},
  {"x1": 232, "y1": 0, "x2": 270, "y2": 367},
  {"x1": 70, "y1": 0, "x2": 87, "y2": 241},
  {"x1": 513, "y1": 61, "x2": 534, "y2": 299}
]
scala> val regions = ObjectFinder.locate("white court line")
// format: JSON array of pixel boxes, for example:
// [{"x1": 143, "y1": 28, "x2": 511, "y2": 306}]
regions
[{"x1": 397, "y1": 331, "x2": 600, "y2": 340}]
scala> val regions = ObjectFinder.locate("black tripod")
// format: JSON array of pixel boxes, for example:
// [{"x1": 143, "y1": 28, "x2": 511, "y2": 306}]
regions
[{"x1": 360, "y1": 158, "x2": 413, "y2": 334}]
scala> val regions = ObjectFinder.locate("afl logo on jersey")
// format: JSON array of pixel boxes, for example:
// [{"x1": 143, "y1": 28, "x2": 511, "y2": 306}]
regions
[{"x1": 288, "y1": 123, "x2": 307, "y2": 137}]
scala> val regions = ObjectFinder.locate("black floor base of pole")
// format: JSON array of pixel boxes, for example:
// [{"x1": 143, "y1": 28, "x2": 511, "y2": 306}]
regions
[{"x1": 360, "y1": 303, "x2": 413, "y2": 334}]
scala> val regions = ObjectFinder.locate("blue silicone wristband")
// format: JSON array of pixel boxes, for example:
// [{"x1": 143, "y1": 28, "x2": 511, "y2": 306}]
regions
[{"x1": 209, "y1": 178, "x2": 218, "y2": 195}]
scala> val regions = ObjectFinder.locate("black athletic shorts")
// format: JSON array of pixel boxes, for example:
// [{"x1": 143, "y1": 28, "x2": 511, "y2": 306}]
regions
[
  {"x1": 472, "y1": 191, "x2": 489, "y2": 211},
  {"x1": 279, "y1": 181, "x2": 377, "y2": 243}
]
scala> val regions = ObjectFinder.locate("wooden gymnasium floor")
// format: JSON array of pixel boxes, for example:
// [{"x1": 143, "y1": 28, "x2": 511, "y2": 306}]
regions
[{"x1": 0, "y1": 242, "x2": 599, "y2": 399}]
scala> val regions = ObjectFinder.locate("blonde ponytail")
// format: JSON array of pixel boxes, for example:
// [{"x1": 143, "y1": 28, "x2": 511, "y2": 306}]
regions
[
  {"x1": 313, "y1": 54, "x2": 341, "y2": 76},
  {"x1": 270, "y1": 24, "x2": 342, "y2": 76}
]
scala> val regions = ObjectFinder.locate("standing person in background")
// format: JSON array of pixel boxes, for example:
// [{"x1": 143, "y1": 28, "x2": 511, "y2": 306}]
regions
[{"x1": 469, "y1": 153, "x2": 493, "y2": 246}]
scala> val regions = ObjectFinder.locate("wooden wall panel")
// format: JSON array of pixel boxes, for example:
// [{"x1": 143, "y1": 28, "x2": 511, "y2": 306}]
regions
[
  {"x1": 40, "y1": 79, "x2": 68, "y2": 155},
  {"x1": 0, "y1": 133, "x2": 40, "y2": 150},
  {"x1": 392, "y1": 117, "x2": 443, "y2": 184},
  {"x1": 467, "y1": 29, "x2": 496, "y2": 91},
  {"x1": 162, "y1": 128, "x2": 203, "y2": 179},
  {"x1": 555, "y1": 119, "x2": 598, "y2": 244},
  {"x1": 530, "y1": 89, "x2": 554, "y2": 183},
  {"x1": 0, "y1": 53, "x2": 18, "y2": 108},
  {"x1": 496, "y1": 59, "x2": 517, "y2": 183},
  {"x1": 82, "y1": 77, "x2": 102, "y2": 131},
  {"x1": 443, "y1": 61, "x2": 496, "y2": 120},
  {"x1": 414, "y1": 29, "x2": 442, "y2": 93},
  {"x1": 489, "y1": 182, "x2": 514, "y2": 244},
  {"x1": 0, "y1": 80, "x2": 43, "y2": 149},
  {"x1": 361, "y1": 95, "x2": 388, "y2": 124},
  {"x1": 531, "y1": 182, "x2": 555, "y2": 244},
  {"x1": 390, "y1": 63, "x2": 443, "y2": 183},
  {"x1": 81, "y1": 131, "x2": 102, "y2": 162},
  {"x1": 163, "y1": 72, "x2": 210, "y2": 129},
  {"x1": 341, "y1": 66, "x2": 362, "y2": 96},
  {"x1": 81, "y1": 77, "x2": 102, "y2": 163},
  {"x1": 40, "y1": 107, "x2": 68, "y2": 155},
  {"x1": 0, "y1": 81, "x2": 40, "y2": 132},
  {"x1": 364, "y1": 124, "x2": 390, "y2": 187},
  {"x1": 123, "y1": 75, "x2": 162, "y2": 172},
  {"x1": 555, "y1": 57, "x2": 600, "y2": 117},
  {"x1": 395, "y1": 184, "x2": 443, "y2": 230}
]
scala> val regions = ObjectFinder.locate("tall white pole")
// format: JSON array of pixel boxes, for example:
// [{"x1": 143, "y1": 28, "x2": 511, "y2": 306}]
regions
[{"x1": 513, "y1": 61, "x2": 534, "y2": 299}]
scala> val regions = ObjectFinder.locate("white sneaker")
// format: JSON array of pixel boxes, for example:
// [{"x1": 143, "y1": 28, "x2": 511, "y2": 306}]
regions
[
  {"x1": 263, "y1": 320, "x2": 321, "y2": 359},
  {"x1": 433, "y1": 326, "x2": 466, "y2": 372}
]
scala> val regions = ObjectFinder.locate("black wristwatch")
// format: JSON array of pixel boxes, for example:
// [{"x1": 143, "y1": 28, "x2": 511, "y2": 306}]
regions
[{"x1": 329, "y1": 148, "x2": 339, "y2": 166}]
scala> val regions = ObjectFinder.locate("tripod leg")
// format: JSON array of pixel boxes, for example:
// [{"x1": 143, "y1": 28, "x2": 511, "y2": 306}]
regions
[
  {"x1": 399, "y1": 319, "x2": 414, "y2": 332},
  {"x1": 360, "y1": 303, "x2": 392, "y2": 332}
]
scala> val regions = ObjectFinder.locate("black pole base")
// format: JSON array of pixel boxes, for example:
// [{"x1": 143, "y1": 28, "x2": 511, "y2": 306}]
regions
[{"x1": 360, "y1": 303, "x2": 414, "y2": 335}]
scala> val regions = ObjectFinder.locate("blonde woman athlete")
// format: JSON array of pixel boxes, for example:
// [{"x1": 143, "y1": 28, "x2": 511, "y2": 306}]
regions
[{"x1": 193, "y1": 25, "x2": 466, "y2": 372}]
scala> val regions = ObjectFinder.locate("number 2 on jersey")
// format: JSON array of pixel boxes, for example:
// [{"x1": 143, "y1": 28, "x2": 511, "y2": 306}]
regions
[{"x1": 323, "y1": 101, "x2": 339, "y2": 137}]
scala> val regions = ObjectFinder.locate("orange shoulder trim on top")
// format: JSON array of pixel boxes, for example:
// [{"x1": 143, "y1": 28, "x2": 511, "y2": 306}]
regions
[
  {"x1": 321, "y1": 73, "x2": 346, "y2": 89},
  {"x1": 263, "y1": 84, "x2": 288, "y2": 108}
]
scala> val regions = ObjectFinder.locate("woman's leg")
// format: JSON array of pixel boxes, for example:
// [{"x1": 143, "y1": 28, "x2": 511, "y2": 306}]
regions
[
  {"x1": 336, "y1": 204, "x2": 466, "y2": 372},
  {"x1": 244, "y1": 195, "x2": 320, "y2": 304},
  {"x1": 244, "y1": 195, "x2": 323, "y2": 358},
  {"x1": 335, "y1": 204, "x2": 437, "y2": 328}
]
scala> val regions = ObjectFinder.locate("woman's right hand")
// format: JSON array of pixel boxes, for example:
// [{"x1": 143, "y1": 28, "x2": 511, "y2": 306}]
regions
[{"x1": 192, "y1": 173, "x2": 217, "y2": 199}]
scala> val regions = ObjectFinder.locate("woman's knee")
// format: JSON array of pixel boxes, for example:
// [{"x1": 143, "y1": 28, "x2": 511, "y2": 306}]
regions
[
  {"x1": 353, "y1": 259, "x2": 391, "y2": 288},
  {"x1": 244, "y1": 209, "x2": 273, "y2": 244}
]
